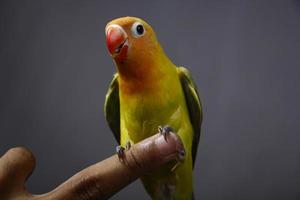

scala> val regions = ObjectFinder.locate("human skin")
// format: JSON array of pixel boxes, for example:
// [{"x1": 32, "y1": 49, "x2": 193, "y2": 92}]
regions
[{"x1": 0, "y1": 132, "x2": 184, "y2": 200}]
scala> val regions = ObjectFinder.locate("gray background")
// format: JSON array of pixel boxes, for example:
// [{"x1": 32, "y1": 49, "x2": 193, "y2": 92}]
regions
[{"x1": 1, "y1": 0, "x2": 300, "y2": 199}]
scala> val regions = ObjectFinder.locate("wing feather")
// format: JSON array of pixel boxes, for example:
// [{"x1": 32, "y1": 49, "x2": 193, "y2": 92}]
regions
[
  {"x1": 178, "y1": 67, "x2": 203, "y2": 167},
  {"x1": 104, "y1": 73, "x2": 120, "y2": 144}
]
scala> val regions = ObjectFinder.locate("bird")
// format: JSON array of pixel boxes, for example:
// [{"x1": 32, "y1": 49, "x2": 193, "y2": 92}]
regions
[{"x1": 104, "y1": 16, "x2": 203, "y2": 200}]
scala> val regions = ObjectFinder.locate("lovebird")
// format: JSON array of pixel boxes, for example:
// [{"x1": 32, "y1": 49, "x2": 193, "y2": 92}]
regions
[{"x1": 104, "y1": 16, "x2": 203, "y2": 200}]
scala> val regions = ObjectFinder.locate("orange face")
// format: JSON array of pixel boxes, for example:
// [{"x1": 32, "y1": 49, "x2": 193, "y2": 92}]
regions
[
  {"x1": 105, "y1": 17, "x2": 165, "y2": 95},
  {"x1": 105, "y1": 16, "x2": 158, "y2": 64}
]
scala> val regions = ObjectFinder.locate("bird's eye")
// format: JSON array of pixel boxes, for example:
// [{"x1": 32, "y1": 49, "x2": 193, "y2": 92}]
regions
[{"x1": 131, "y1": 22, "x2": 145, "y2": 37}]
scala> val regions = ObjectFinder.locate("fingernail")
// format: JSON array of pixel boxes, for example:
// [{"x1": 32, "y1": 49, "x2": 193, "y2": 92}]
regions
[{"x1": 155, "y1": 134, "x2": 178, "y2": 156}]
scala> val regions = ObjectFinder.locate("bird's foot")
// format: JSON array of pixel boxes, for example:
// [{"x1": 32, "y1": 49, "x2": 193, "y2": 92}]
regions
[
  {"x1": 125, "y1": 141, "x2": 131, "y2": 150},
  {"x1": 158, "y1": 125, "x2": 174, "y2": 142},
  {"x1": 116, "y1": 141, "x2": 132, "y2": 161},
  {"x1": 171, "y1": 148, "x2": 186, "y2": 172},
  {"x1": 158, "y1": 125, "x2": 186, "y2": 171},
  {"x1": 116, "y1": 145, "x2": 125, "y2": 160}
]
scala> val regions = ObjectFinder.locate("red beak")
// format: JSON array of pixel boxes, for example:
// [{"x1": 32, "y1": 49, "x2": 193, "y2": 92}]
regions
[{"x1": 105, "y1": 25, "x2": 128, "y2": 61}]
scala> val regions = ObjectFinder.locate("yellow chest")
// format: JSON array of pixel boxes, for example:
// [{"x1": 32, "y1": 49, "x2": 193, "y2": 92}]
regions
[
  {"x1": 119, "y1": 77, "x2": 195, "y2": 200},
  {"x1": 121, "y1": 94, "x2": 174, "y2": 142},
  {"x1": 119, "y1": 76, "x2": 190, "y2": 145}
]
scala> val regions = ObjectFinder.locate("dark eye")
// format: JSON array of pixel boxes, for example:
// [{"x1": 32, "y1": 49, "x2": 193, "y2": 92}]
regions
[
  {"x1": 131, "y1": 22, "x2": 145, "y2": 37},
  {"x1": 136, "y1": 24, "x2": 144, "y2": 35}
]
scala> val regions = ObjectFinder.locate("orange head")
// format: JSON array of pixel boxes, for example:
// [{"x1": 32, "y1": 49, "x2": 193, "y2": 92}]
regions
[{"x1": 105, "y1": 17, "x2": 165, "y2": 79}]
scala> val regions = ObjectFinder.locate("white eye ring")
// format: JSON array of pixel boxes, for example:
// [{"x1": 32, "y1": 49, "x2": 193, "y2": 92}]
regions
[{"x1": 131, "y1": 22, "x2": 145, "y2": 38}]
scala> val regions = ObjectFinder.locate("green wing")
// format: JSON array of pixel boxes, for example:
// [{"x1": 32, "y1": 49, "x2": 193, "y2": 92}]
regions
[
  {"x1": 104, "y1": 73, "x2": 120, "y2": 144},
  {"x1": 177, "y1": 67, "x2": 203, "y2": 167}
]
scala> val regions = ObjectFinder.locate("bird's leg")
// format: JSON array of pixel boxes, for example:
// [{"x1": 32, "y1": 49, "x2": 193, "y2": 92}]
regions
[{"x1": 158, "y1": 125, "x2": 174, "y2": 142}]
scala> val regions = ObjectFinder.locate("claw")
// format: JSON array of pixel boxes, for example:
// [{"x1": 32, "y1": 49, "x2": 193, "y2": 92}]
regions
[
  {"x1": 178, "y1": 149, "x2": 186, "y2": 161},
  {"x1": 158, "y1": 126, "x2": 163, "y2": 133},
  {"x1": 125, "y1": 141, "x2": 131, "y2": 150},
  {"x1": 116, "y1": 146, "x2": 125, "y2": 160},
  {"x1": 172, "y1": 146, "x2": 186, "y2": 172},
  {"x1": 171, "y1": 149, "x2": 186, "y2": 172},
  {"x1": 171, "y1": 160, "x2": 180, "y2": 172},
  {"x1": 158, "y1": 125, "x2": 174, "y2": 142}
]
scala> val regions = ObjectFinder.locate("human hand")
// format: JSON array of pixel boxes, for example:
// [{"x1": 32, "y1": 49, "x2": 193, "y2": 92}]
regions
[{"x1": 0, "y1": 132, "x2": 184, "y2": 200}]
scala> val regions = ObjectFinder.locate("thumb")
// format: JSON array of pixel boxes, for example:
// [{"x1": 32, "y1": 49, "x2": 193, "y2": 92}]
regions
[
  {"x1": 45, "y1": 132, "x2": 184, "y2": 200},
  {"x1": 0, "y1": 147, "x2": 35, "y2": 194}
]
